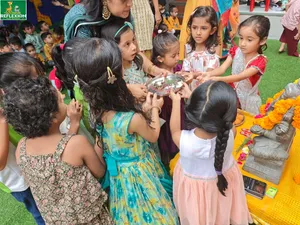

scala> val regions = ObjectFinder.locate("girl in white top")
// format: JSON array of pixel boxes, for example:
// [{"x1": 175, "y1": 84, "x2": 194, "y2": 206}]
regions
[{"x1": 169, "y1": 81, "x2": 253, "y2": 225}]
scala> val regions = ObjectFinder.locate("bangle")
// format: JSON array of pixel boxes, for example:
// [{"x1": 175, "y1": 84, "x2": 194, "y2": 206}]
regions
[
  {"x1": 150, "y1": 106, "x2": 161, "y2": 114},
  {"x1": 147, "y1": 64, "x2": 155, "y2": 75}
]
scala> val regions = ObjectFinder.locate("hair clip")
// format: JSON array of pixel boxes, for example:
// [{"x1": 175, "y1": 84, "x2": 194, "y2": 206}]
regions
[
  {"x1": 107, "y1": 67, "x2": 117, "y2": 84},
  {"x1": 74, "y1": 74, "x2": 79, "y2": 83},
  {"x1": 158, "y1": 29, "x2": 162, "y2": 34},
  {"x1": 60, "y1": 44, "x2": 65, "y2": 50}
]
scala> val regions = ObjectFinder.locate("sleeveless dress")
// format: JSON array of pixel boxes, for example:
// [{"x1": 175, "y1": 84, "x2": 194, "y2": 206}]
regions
[
  {"x1": 18, "y1": 135, "x2": 113, "y2": 225},
  {"x1": 229, "y1": 46, "x2": 268, "y2": 115},
  {"x1": 96, "y1": 112, "x2": 179, "y2": 225},
  {"x1": 173, "y1": 129, "x2": 253, "y2": 225}
]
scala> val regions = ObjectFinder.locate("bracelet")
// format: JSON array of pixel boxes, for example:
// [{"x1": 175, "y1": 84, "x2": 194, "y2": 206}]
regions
[
  {"x1": 150, "y1": 106, "x2": 161, "y2": 114},
  {"x1": 147, "y1": 64, "x2": 155, "y2": 75}
]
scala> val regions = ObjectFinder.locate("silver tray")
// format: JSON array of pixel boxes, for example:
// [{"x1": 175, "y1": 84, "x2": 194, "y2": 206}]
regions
[{"x1": 146, "y1": 74, "x2": 184, "y2": 96}]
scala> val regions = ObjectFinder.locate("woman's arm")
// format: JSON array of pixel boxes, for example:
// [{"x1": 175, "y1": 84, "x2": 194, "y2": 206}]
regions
[
  {"x1": 140, "y1": 52, "x2": 168, "y2": 76},
  {"x1": 152, "y1": 0, "x2": 162, "y2": 27},
  {"x1": 67, "y1": 99, "x2": 82, "y2": 135},
  {"x1": 0, "y1": 112, "x2": 9, "y2": 171},
  {"x1": 169, "y1": 91, "x2": 182, "y2": 149}
]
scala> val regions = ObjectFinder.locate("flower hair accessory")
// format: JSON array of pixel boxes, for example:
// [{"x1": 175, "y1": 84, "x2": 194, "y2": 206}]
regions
[
  {"x1": 60, "y1": 44, "x2": 65, "y2": 50},
  {"x1": 107, "y1": 67, "x2": 117, "y2": 84},
  {"x1": 158, "y1": 29, "x2": 162, "y2": 34}
]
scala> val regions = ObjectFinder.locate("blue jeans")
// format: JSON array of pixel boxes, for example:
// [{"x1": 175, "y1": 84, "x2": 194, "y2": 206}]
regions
[{"x1": 11, "y1": 188, "x2": 45, "y2": 225}]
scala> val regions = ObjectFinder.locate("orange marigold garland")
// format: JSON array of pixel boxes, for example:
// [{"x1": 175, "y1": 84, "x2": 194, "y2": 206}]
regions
[{"x1": 254, "y1": 90, "x2": 300, "y2": 130}]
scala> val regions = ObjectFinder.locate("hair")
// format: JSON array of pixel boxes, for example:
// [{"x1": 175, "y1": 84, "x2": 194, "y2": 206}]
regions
[
  {"x1": 169, "y1": 4, "x2": 177, "y2": 13},
  {"x1": 24, "y1": 43, "x2": 35, "y2": 51},
  {"x1": 0, "y1": 38, "x2": 9, "y2": 49},
  {"x1": 0, "y1": 52, "x2": 45, "y2": 88},
  {"x1": 7, "y1": 23, "x2": 18, "y2": 33},
  {"x1": 158, "y1": 23, "x2": 168, "y2": 33},
  {"x1": 3, "y1": 77, "x2": 58, "y2": 138},
  {"x1": 37, "y1": 21, "x2": 47, "y2": 31},
  {"x1": 53, "y1": 26, "x2": 64, "y2": 36},
  {"x1": 9, "y1": 36, "x2": 22, "y2": 46},
  {"x1": 152, "y1": 32, "x2": 178, "y2": 66},
  {"x1": 52, "y1": 38, "x2": 149, "y2": 144},
  {"x1": 0, "y1": 27, "x2": 10, "y2": 40},
  {"x1": 187, "y1": 6, "x2": 218, "y2": 53},
  {"x1": 41, "y1": 32, "x2": 52, "y2": 42},
  {"x1": 20, "y1": 20, "x2": 33, "y2": 31},
  {"x1": 185, "y1": 81, "x2": 238, "y2": 196},
  {"x1": 100, "y1": 18, "x2": 143, "y2": 69},
  {"x1": 238, "y1": 15, "x2": 270, "y2": 54}
]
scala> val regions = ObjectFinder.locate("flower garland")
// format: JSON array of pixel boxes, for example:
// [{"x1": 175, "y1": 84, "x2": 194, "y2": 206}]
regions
[{"x1": 254, "y1": 89, "x2": 300, "y2": 130}]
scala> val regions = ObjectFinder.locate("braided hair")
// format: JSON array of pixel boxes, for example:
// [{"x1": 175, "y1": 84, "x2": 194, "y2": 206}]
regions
[{"x1": 185, "y1": 81, "x2": 237, "y2": 196}]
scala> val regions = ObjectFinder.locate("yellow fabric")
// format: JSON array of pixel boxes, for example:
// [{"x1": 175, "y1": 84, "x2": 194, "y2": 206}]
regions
[
  {"x1": 167, "y1": 17, "x2": 181, "y2": 31},
  {"x1": 43, "y1": 44, "x2": 53, "y2": 61},
  {"x1": 163, "y1": 17, "x2": 172, "y2": 31},
  {"x1": 169, "y1": 111, "x2": 300, "y2": 224}
]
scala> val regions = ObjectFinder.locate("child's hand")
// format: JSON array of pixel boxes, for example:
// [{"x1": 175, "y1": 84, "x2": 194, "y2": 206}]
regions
[
  {"x1": 152, "y1": 93, "x2": 164, "y2": 109},
  {"x1": 169, "y1": 89, "x2": 181, "y2": 102},
  {"x1": 128, "y1": 84, "x2": 148, "y2": 102},
  {"x1": 177, "y1": 71, "x2": 194, "y2": 84},
  {"x1": 294, "y1": 32, "x2": 300, "y2": 41},
  {"x1": 67, "y1": 99, "x2": 82, "y2": 124},
  {"x1": 178, "y1": 83, "x2": 192, "y2": 99},
  {"x1": 142, "y1": 92, "x2": 153, "y2": 112}
]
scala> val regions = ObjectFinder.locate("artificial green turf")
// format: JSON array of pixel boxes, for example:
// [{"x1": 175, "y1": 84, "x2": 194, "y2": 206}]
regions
[{"x1": 0, "y1": 40, "x2": 299, "y2": 225}]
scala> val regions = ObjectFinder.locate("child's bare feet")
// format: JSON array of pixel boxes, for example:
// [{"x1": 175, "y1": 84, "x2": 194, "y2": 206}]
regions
[{"x1": 278, "y1": 43, "x2": 285, "y2": 53}]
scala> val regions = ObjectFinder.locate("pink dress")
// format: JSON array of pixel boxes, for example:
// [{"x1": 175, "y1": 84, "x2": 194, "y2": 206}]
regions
[
  {"x1": 182, "y1": 44, "x2": 220, "y2": 90},
  {"x1": 229, "y1": 46, "x2": 268, "y2": 115},
  {"x1": 173, "y1": 129, "x2": 253, "y2": 225}
]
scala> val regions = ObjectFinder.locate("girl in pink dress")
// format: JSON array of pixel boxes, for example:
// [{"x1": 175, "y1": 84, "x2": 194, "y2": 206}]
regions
[
  {"x1": 180, "y1": 6, "x2": 220, "y2": 91},
  {"x1": 202, "y1": 15, "x2": 270, "y2": 115},
  {"x1": 169, "y1": 81, "x2": 253, "y2": 225}
]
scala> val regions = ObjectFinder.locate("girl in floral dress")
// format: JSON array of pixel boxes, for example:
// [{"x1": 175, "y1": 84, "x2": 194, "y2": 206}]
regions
[
  {"x1": 3, "y1": 77, "x2": 113, "y2": 225},
  {"x1": 202, "y1": 15, "x2": 271, "y2": 115},
  {"x1": 181, "y1": 6, "x2": 220, "y2": 91},
  {"x1": 57, "y1": 37, "x2": 178, "y2": 225}
]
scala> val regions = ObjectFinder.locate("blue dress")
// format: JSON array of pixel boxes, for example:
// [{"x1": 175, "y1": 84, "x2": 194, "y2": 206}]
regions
[{"x1": 97, "y1": 112, "x2": 178, "y2": 225}]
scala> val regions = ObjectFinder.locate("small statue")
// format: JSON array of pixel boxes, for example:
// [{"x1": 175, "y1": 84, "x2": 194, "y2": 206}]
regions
[{"x1": 243, "y1": 80, "x2": 300, "y2": 184}]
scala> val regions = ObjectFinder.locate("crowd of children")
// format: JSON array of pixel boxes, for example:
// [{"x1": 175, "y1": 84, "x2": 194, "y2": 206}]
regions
[{"x1": 0, "y1": 2, "x2": 291, "y2": 224}]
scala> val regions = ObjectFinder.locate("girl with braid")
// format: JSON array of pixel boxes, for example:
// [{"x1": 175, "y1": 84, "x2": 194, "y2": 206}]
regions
[{"x1": 169, "y1": 81, "x2": 253, "y2": 225}]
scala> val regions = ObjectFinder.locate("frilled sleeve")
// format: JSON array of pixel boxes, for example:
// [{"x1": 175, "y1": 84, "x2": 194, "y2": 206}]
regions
[
  {"x1": 228, "y1": 45, "x2": 238, "y2": 59},
  {"x1": 248, "y1": 55, "x2": 268, "y2": 75}
]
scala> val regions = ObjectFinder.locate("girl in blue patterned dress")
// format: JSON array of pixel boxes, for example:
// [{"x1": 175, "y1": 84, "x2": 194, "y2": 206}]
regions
[{"x1": 58, "y1": 37, "x2": 178, "y2": 225}]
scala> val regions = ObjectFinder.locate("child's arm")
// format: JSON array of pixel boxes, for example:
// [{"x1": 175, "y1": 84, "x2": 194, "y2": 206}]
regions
[
  {"x1": 67, "y1": 99, "x2": 82, "y2": 135},
  {"x1": 129, "y1": 93, "x2": 163, "y2": 143},
  {"x1": 169, "y1": 91, "x2": 182, "y2": 149},
  {"x1": 210, "y1": 67, "x2": 259, "y2": 83},
  {"x1": 0, "y1": 110, "x2": 9, "y2": 171},
  {"x1": 202, "y1": 55, "x2": 233, "y2": 78},
  {"x1": 70, "y1": 135, "x2": 106, "y2": 179},
  {"x1": 140, "y1": 52, "x2": 168, "y2": 76}
]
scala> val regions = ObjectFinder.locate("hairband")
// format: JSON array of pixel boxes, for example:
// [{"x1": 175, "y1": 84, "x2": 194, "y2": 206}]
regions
[
  {"x1": 60, "y1": 44, "x2": 65, "y2": 50},
  {"x1": 114, "y1": 21, "x2": 134, "y2": 38},
  {"x1": 216, "y1": 171, "x2": 222, "y2": 176},
  {"x1": 107, "y1": 67, "x2": 117, "y2": 84}
]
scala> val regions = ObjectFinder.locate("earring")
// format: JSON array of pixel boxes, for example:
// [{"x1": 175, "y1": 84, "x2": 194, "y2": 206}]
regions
[{"x1": 102, "y1": 0, "x2": 111, "y2": 20}]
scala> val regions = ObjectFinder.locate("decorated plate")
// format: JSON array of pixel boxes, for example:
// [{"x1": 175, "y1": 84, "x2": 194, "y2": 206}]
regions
[{"x1": 146, "y1": 74, "x2": 184, "y2": 96}]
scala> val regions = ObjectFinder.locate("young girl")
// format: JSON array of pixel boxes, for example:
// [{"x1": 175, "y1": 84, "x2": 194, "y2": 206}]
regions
[
  {"x1": 181, "y1": 6, "x2": 220, "y2": 90},
  {"x1": 170, "y1": 81, "x2": 253, "y2": 225},
  {"x1": 202, "y1": 15, "x2": 270, "y2": 115},
  {"x1": 152, "y1": 32, "x2": 184, "y2": 166},
  {"x1": 59, "y1": 37, "x2": 178, "y2": 224},
  {"x1": 100, "y1": 19, "x2": 148, "y2": 101},
  {"x1": 3, "y1": 77, "x2": 113, "y2": 224}
]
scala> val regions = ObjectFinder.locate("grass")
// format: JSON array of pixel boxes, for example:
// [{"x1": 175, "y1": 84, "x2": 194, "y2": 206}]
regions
[{"x1": 0, "y1": 40, "x2": 299, "y2": 224}]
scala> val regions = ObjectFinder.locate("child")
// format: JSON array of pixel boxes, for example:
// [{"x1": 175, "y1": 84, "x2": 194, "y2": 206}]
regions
[
  {"x1": 21, "y1": 20, "x2": 44, "y2": 53},
  {"x1": 53, "y1": 26, "x2": 64, "y2": 45},
  {"x1": 3, "y1": 77, "x2": 113, "y2": 224},
  {"x1": 24, "y1": 43, "x2": 45, "y2": 64},
  {"x1": 0, "y1": 109, "x2": 45, "y2": 225},
  {"x1": 58, "y1": 37, "x2": 178, "y2": 224},
  {"x1": 152, "y1": 32, "x2": 184, "y2": 166},
  {"x1": 9, "y1": 36, "x2": 25, "y2": 52},
  {"x1": 37, "y1": 21, "x2": 50, "y2": 35},
  {"x1": 8, "y1": 23, "x2": 25, "y2": 45},
  {"x1": 167, "y1": 5, "x2": 181, "y2": 36},
  {"x1": 202, "y1": 15, "x2": 270, "y2": 115},
  {"x1": 0, "y1": 39, "x2": 12, "y2": 53},
  {"x1": 278, "y1": 0, "x2": 300, "y2": 57},
  {"x1": 169, "y1": 81, "x2": 253, "y2": 225},
  {"x1": 181, "y1": 6, "x2": 220, "y2": 91},
  {"x1": 41, "y1": 32, "x2": 54, "y2": 62}
]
